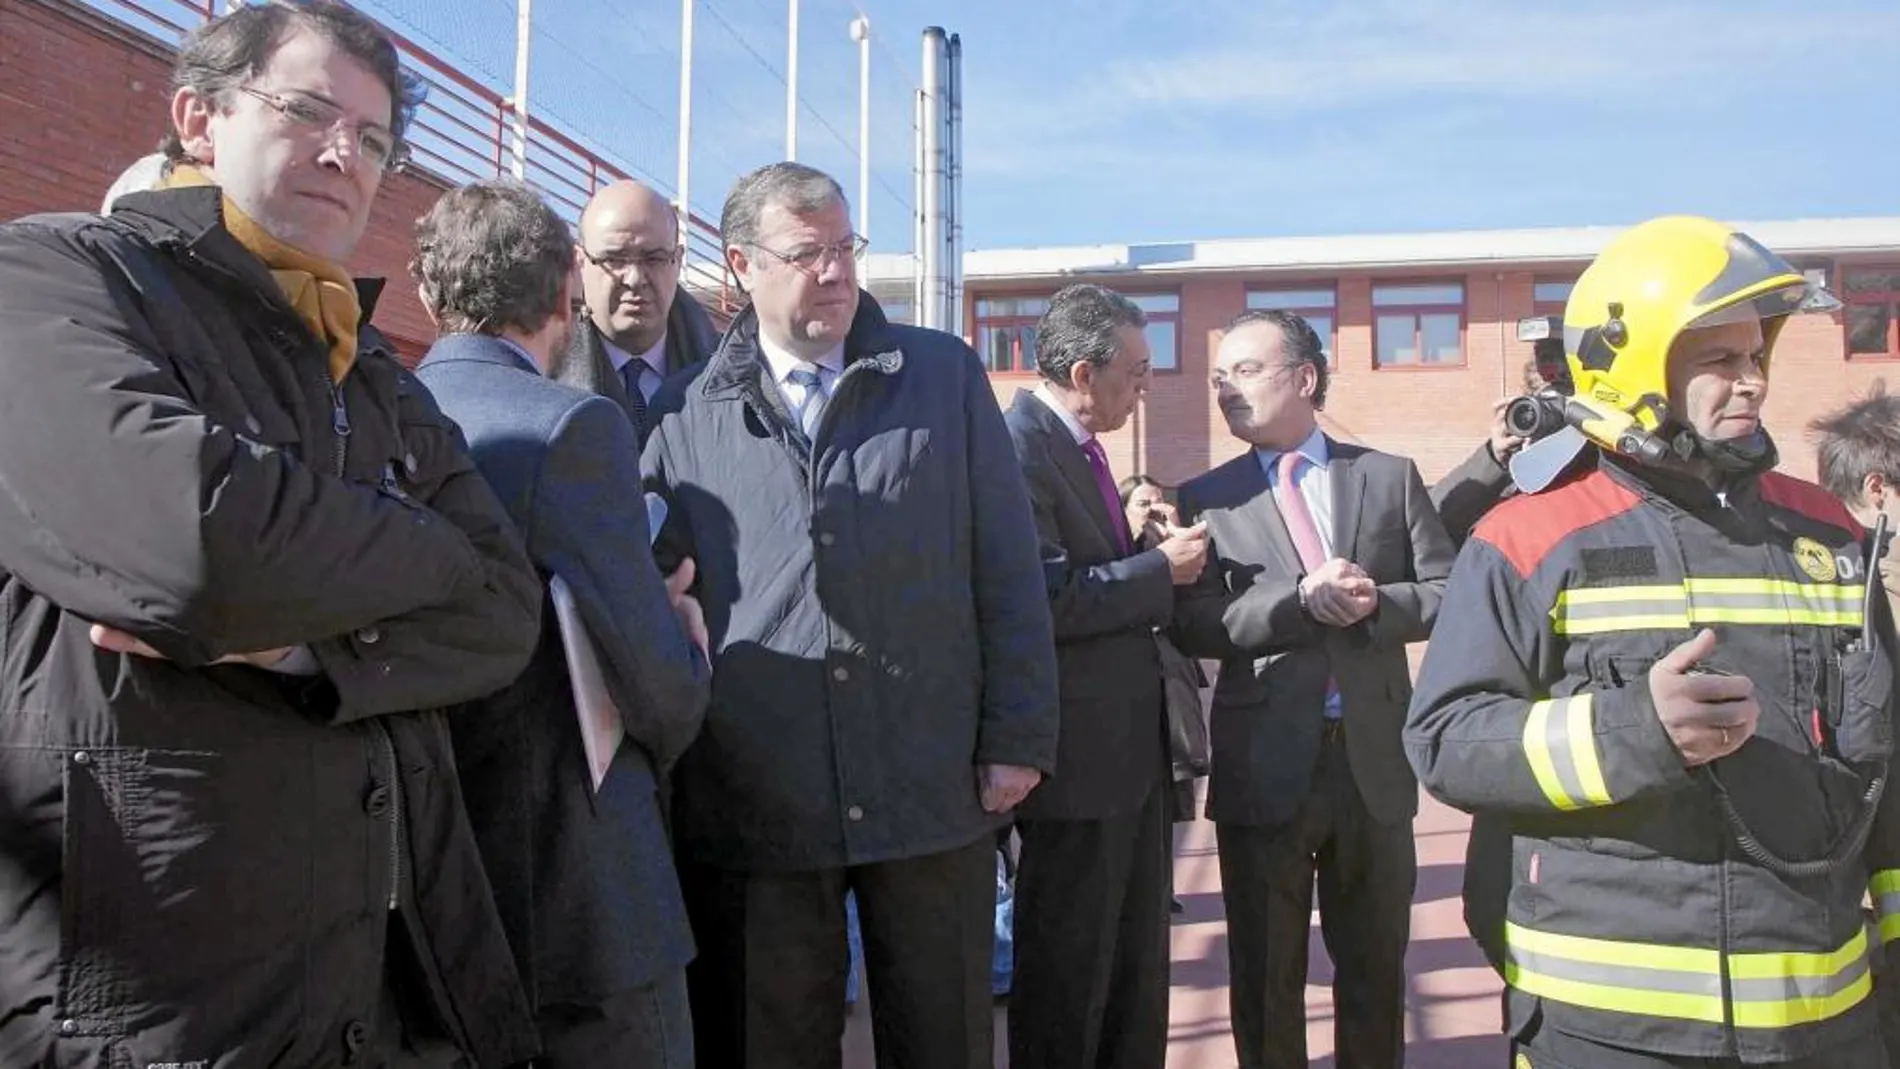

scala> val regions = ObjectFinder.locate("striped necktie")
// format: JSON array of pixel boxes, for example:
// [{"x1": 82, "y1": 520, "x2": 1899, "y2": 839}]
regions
[{"x1": 787, "y1": 367, "x2": 828, "y2": 439}]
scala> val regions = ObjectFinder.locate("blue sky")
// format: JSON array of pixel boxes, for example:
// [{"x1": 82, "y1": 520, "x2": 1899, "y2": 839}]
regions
[
  {"x1": 936, "y1": 0, "x2": 1900, "y2": 247},
  {"x1": 345, "y1": 0, "x2": 1897, "y2": 251}
]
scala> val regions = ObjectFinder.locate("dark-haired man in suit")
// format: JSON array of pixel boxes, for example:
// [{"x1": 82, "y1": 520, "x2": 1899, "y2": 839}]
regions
[{"x1": 1174, "y1": 309, "x2": 1454, "y2": 1069}]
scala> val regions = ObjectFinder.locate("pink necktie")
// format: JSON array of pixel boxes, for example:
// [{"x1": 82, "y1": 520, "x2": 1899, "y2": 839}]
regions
[
  {"x1": 1276, "y1": 451, "x2": 1341, "y2": 716},
  {"x1": 1275, "y1": 451, "x2": 1327, "y2": 569}
]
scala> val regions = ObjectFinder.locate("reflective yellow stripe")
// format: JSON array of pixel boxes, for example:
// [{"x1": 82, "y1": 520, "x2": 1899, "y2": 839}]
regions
[
  {"x1": 1729, "y1": 927, "x2": 1867, "y2": 980},
  {"x1": 1871, "y1": 871, "x2": 1900, "y2": 945},
  {"x1": 1505, "y1": 921, "x2": 1718, "y2": 974},
  {"x1": 1565, "y1": 697, "x2": 1611, "y2": 807},
  {"x1": 1556, "y1": 585, "x2": 1689, "y2": 606},
  {"x1": 1551, "y1": 586, "x2": 1689, "y2": 635},
  {"x1": 1504, "y1": 923, "x2": 1870, "y2": 1029},
  {"x1": 1881, "y1": 915, "x2": 1900, "y2": 946},
  {"x1": 1558, "y1": 614, "x2": 1696, "y2": 635},
  {"x1": 1521, "y1": 695, "x2": 1611, "y2": 811},
  {"x1": 1551, "y1": 578, "x2": 1864, "y2": 634},
  {"x1": 1729, "y1": 970, "x2": 1871, "y2": 1029},
  {"x1": 1728, "y1": 934, "x2": 1873, "y2": 1029},
  {"x1": 1505, "y1": 961, "x2": 1727, "y2": 1024},
  {"x1": 1685, "y1": 577, "x2": 1862, "y2": 602}
]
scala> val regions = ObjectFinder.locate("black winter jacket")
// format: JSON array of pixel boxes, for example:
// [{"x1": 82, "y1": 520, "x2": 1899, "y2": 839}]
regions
[{"x1": 0, "y1": 188, "x2": 542, "y2": 1068}]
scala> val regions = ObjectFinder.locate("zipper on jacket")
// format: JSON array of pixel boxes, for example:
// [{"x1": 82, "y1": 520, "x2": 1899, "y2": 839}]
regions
[
  {"x1": 329, "y1": 379, "x2": 352, "y2": 478},
  {"x1": 373, "y1": 722, "x2": 403, "y2": 911},
  {"x1": 377, "y1": 461, "x2": 416, "y2": 507}
]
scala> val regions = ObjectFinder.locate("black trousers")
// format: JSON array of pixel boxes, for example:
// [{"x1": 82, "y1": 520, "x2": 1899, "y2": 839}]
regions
[
  {"x1": 536, "y1": 968, "x2": 693, "y2": 1069},
  {"x1": 1215, "y1": 728, "x2": 1416, "y2": 1069},
  {"x1": 1010, "y1": 780, "x2": 1172, "y2": 1069},
  {"x1": 683, "y1": 834, "x2": 996, "y2": 1069},
  {"x1": 1513, "y1": 1025, "x2": 1890, "y2": 1068}
]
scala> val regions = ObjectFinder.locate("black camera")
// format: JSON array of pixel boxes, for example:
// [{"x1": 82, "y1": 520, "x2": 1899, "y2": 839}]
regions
[
  {"x1": 1504, "y1": 316, "x2": 1573, "y2": 441},
  {"x1": 1505, "y1": 389, "x2": 1569, "y2": 440}
]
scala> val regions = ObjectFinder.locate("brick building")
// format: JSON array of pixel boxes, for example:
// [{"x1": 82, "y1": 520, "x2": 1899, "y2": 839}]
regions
[{"x1": 863, "y1": 224, "x2": 1900, "y2": 491}]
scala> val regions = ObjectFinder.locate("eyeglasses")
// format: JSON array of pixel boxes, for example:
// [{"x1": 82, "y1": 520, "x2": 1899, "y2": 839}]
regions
[
  {"x1": 752, "y1": 234, "x2": 869, "y2": 273},
  {"x1": 235, "y1": 86, "x2": 408, "y2": 173},
  {"x1": 1208, "y1": 361, "x2": 1298, "y2": 390},
  {"x1": 579, "y1": 244, "x2": 684, "y2": 277}
]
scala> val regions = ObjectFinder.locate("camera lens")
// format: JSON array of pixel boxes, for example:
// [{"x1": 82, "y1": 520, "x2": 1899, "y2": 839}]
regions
[{"x1": 1504, "y1": 396, "x2": 1549, "y2": 438}]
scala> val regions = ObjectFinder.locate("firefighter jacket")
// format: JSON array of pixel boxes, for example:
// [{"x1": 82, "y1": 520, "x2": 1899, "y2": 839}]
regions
[{"x1": 1405, "y1": 451, "x2": 1898, "y2": 1063}]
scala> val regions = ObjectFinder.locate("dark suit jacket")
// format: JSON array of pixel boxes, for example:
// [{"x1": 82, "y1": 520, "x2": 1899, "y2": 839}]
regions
[
  {"x1": 1430, "y1": 439, "x2": 1515, "y2": 547},
  {"x1": 551, "y1": 287, "x2": 720, "y2": 441},
  {"x1": 415, "y1": 333, "x2": 712, "y2": 1005},
  {"x1": 1003, "y1": 390, "x2": 1173, "y2": 820},
  {"x1": 1173, "y1": 437, "x2": 1454, "y2": 827}
]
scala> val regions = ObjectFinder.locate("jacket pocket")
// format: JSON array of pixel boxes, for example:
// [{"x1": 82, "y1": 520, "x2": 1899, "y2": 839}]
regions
[
  {"x1": 1836, "y1": 646, "x2": 1893, "y2": 770},
  {"x1": 61, "y1": 746, "x2": 312, "y2": 1034}
]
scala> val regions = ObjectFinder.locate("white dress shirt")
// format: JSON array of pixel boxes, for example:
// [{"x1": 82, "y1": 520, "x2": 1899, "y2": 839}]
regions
[
  {"x1": 758, "y1": 332, "x2": 846, "y2": 420},
  {"x1": 1030, "y1": 384, "x2": 1091, "y2": 446}
]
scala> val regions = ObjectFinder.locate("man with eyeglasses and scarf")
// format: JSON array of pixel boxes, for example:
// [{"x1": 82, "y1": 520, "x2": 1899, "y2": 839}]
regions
[{"x1": 0, "y1": 3, "x2": 541, "y2": 1066}]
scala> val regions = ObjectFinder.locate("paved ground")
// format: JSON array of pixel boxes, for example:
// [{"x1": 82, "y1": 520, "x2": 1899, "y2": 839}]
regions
[{"x1": 845, "y1": 790, "x2": 1507, "y2": 1067}]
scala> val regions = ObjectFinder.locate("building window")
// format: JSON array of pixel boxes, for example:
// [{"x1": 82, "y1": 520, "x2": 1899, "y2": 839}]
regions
[
  {"x1": 1246, "y1": 286, "x2": 1336, "y2": 364},
  {"x1": 1532, "y1": 278, "x2": 1574, "y2": 318},
  {"x1": 1373, "y1": 281, "x2": 1465, "y2": 367},
  {"x1": 1844, "y1": 265, "x2": 1900, "y2": 359},
  {"x1": 882, "y1": 299, "x2": 914, "y2": 326},
  {"x1": 1130, "y1": 293, "x2": 1181, "y2": 371},
  {"x1": 974, "y1": 296, "x2": 1049, "y2": 373}
]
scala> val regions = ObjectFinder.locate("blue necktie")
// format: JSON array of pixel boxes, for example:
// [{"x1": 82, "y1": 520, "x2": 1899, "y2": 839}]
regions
[
  {"x1": 787, "y1": 367, "x2": 828, "y2": 440},
  {"x1": 620, "y1": 361, "x2": 651, "y2": 435}
]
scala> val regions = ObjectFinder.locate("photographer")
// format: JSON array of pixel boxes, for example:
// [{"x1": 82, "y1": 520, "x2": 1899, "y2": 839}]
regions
[{"x1": 1429, "y1": 357, "x2": 1556, "y2": 545}]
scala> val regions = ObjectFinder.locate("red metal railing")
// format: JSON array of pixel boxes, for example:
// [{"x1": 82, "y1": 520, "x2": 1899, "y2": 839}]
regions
[{"x1": 76, "y1": 0, "x2": 737, "y2": 315}]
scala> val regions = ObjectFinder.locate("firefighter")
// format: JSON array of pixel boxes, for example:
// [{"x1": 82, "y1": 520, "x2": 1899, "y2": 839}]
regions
[{"x1": 1405, "y1": 215, "x2": 1897, "y2": 1068}]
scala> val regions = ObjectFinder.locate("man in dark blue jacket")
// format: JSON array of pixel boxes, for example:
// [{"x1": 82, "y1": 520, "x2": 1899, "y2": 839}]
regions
[
  {"x1": 644, "y1": 161, "x2": 1060, "y2": 1069},
  {"x1": 411, "y1": 180, "x2": 712, "y2": 1068}
]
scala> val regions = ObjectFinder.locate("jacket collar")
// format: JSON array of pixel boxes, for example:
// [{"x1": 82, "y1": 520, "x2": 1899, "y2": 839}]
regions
[
  {"x1": 417, "y1": 331, "x2": 542, "y2": 376},
  {"x1": 700, "y1": 290, "x2": 904, "y2": 402},
  {"x1": 1599, "y1": 448, "x2": 1764, "y2": 515}
]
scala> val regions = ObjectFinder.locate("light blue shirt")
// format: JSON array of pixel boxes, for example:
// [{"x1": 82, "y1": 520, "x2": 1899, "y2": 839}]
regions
[
  {"x1": 1255, "y1": 425, "x2": 1342, "y2": 719},
  {"x1": 603, "y1": 333, "x2": 669, "y2": 401}
]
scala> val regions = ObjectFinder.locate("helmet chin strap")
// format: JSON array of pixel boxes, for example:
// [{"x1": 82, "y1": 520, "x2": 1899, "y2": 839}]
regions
[{"x1": 1668, "y1": 425, "x2": 1779, "y2": 476}]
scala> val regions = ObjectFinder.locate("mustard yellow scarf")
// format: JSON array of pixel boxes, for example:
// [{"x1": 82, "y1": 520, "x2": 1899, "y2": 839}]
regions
[{"x1": 161, "y1": 165, "x2": 361, "y2": 383}]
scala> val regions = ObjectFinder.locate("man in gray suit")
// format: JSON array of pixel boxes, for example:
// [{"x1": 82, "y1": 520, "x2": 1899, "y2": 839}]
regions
[
  {"x1": 410, "y1": 180, "x2": 712, "y2": 1068},
  {"x1": 1174, "y1": 309, "x2": 1454, "y2": 1069},
  {"x1": 555, "y1": 179, "x2": 721, "y2": 442}
]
